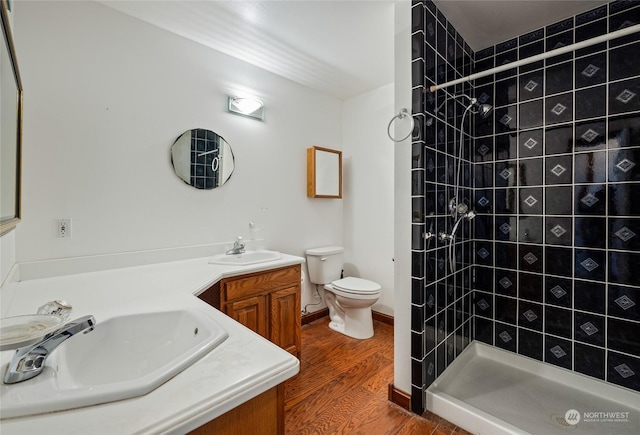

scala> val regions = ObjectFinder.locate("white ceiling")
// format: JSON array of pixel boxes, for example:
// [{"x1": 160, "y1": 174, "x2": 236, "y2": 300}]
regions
[
  {"x1": 98, "y1": 1, "x2": 611, "y2": 100},
  {"x1": 98, "y1": 0, "x2": 395, "y2": 100}
]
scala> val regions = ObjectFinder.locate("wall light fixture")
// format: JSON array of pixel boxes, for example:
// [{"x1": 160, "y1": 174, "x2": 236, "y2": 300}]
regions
[{"x1": 228, "y1": 96, "x2": 264, "y2": 120}]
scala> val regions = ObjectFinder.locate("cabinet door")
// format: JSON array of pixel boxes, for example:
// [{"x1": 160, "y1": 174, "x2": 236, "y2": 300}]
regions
[
  {"x1": 269, "y1": 285, "x2": 301, "y2": 358},
  {"x1": 225, "y1": 296, "x2": 268, "y2": 339}
]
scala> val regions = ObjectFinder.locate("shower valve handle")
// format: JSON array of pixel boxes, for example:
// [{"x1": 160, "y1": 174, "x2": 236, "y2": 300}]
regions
[{"x1": 439, "y1": 232, "x2": 454, "y2": 242}]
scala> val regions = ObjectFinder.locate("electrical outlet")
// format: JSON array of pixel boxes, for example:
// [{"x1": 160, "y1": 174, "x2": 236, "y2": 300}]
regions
[{"x1": 55, "y1": 218, "x2": 72, "y2": 238}]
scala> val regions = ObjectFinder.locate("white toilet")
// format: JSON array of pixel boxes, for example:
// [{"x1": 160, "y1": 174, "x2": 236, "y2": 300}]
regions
[{"x1": 305, "y1": 246, "x2": 381, "y2": 339}]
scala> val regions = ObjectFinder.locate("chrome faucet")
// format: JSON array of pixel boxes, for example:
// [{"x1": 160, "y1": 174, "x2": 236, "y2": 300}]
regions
[
  {"x1": 226, "y1": 236, "x2": 245, "y2": 255},
  {"x1": 4, "y1": 315, "x2": 96, "y2": 384}
]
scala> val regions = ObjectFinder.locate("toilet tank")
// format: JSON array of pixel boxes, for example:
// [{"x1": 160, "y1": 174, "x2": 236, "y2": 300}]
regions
[{"x1": 305, "y1": 246, "x2": 344, "y2": 284}]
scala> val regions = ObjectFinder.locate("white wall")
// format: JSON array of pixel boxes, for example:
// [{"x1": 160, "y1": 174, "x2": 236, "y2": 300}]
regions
[
  {"x1": 13, "y1": 0, "x2": 343, "y2": 279},
  {"x1": 342, "y1": 83, "x2": 395, "y2": 316},
  {"x1": 393, "y1": 0, "x2": 412, "y2": 395},
  {"x1": 0, "y1": 230, "x2": 15, "y2": 284}
]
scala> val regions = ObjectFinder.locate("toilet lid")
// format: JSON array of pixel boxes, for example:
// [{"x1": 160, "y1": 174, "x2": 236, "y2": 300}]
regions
[{"x1": 331, "y1": 277, "x2": 381, "y2": 295}]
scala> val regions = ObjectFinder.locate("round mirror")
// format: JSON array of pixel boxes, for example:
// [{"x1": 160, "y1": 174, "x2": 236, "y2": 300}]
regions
[{"x1": 171, "y1": 129, "x2": 235, "y2": 189}]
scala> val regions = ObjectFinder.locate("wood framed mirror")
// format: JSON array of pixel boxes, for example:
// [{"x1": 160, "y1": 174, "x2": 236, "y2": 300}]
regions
[
  {"x1": 0, "y1": 0, "x2": 23, "y2": 236},
  {"x1": 307, "y1": 146, "x2": 342, "y2": 199}
]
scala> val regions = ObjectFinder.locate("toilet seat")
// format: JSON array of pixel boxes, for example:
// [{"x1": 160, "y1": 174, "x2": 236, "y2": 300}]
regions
[{"x1": 330, "y1": 277, "x2": 381, "y2": 295}]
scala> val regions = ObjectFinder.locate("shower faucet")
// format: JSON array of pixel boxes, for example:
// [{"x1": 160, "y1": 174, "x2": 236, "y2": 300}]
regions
[{"x1": 439, "y1": 232, "x2": 454, "y2": 242}]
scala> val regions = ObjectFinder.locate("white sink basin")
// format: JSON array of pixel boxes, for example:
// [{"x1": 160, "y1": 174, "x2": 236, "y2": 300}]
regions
[
  {"x1": 209, "y1": 249, "x2": 282, "y2": 266},
  {"x1": 0, "y1": 309, "x2": 228, "y2": 418}
]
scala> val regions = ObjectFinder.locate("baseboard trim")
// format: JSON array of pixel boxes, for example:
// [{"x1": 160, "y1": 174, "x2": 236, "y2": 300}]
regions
[
  {"x1": 388, "y1": 383, "x2": 411, "y2": 410},
  {"x1": 372, "y1": 311, "x2": 394, "y2": 325},
  {"x1": 302, "y1": 309, "x2": 394, "y2": 326},
  {"x1": 301, "y1": 308, "x2": 329, "y2": 325}
]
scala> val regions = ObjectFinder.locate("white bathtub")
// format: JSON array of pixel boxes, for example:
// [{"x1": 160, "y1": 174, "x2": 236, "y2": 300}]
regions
[{"x1": 426, "y1": 342, "x2": 640, "y2": 435}]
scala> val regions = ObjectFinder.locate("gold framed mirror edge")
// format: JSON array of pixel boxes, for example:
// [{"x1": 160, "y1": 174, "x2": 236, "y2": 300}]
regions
[
  {"x1": 306, "y1": 145, "x2": 342, "y2": 199},
  {"x1": 0, "y1": 0, "x2": 24, "y2": 236}
]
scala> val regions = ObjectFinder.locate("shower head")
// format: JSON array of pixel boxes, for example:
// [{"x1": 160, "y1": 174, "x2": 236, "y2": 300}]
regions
[
  {"x1": 434, "y1": 94, "x2": 493, "y2": 119},
  {"x1": 475, "y1": 103, "x2": 493, "y2": 119}
]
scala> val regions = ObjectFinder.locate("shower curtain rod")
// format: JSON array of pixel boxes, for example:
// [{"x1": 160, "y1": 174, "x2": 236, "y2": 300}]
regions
[{"x1": 428, "y1": 23, "x2": 640, "y2": 93}]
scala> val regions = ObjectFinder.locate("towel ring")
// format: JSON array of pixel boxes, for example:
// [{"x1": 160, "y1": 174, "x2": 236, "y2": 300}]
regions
[{"x1": 387, "y1": 108, "x2": 415, "y2": 142}]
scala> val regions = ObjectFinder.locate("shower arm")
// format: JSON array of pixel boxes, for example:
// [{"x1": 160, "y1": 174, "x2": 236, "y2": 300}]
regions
[{"x1": 434, "y1": 94, "x2": 476, "y2": 116}]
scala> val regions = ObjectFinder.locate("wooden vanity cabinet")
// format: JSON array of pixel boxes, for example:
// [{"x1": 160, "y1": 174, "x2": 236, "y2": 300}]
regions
[
  {"x1": 189, "y1": 384, "x2": 284, "y2": 435},
  {"x1": 198, "y1": 264, "x2": 301, "y2": 359},
  {"x1": 226, "y1": 295, "x2": 267, "y2": 337}
]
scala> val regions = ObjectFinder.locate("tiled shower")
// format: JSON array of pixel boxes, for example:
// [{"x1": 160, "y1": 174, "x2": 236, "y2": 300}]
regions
[{"x1": 411, "y1": 0, "x2": 640, "y2": 414}]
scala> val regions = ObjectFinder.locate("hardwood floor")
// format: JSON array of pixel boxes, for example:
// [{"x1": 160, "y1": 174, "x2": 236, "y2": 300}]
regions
[{"x1": 284, "y1": 317, "x2": 471, "y2": 435}]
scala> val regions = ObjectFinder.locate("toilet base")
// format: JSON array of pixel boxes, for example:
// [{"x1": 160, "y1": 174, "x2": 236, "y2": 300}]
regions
[
  {"x1": 328, "y1": 307, "x2": 374, "y2": 339},
  {"x1": 325, "y1": 290, "x2": 375, "y2": 339},
  {"x1": 328, "y1": 320, "x2": 345, "y2": 334}
]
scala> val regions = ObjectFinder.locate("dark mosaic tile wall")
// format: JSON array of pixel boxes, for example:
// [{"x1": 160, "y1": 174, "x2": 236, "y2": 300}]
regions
[
  {"x1": 410, "y1": 0, "x2": 475, "y2": 414},
  {"x1": 472, "y1": 0, "x2": 640, "y2": 395},
  {"x1": 410, "y1": 0, "x2": 640, "y2": 415}
]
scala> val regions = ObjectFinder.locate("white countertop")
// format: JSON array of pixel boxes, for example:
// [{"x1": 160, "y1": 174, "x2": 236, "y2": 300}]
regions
[{"x1": 0, "y1": 251, "x2": 304, "y2": 434}]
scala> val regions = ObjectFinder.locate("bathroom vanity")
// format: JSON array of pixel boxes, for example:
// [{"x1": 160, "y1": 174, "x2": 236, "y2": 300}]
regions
[
  {"x1": 0, "y1": 249, "x2": 304, "y2": 434},
  {"x1": 198, "y1": 264, "x2": 301, "y2": 358}
]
